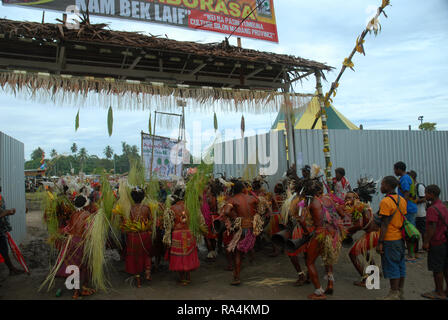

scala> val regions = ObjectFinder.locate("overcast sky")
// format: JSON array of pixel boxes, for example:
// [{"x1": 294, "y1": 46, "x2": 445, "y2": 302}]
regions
[{"x1": 1, "y1": 0, "x2": 447, "y2": 160}]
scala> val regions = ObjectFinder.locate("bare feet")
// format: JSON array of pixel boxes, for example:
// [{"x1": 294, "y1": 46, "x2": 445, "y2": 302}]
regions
[
  {"x1": 308, "y1": 293, "x2": 327, "y2": 300},
  {"x1": 145, "y1": 269, "x2": 151, "y2": 281},
  {"x1": 294, "y1": 273, "x2": 307, "y2": 286},
  {"x1": 231, "y1": 278, "x2": 241, "y2": 286},
  {"x1": 80, "y1": 286, "x2": 96, "y2": 297}
]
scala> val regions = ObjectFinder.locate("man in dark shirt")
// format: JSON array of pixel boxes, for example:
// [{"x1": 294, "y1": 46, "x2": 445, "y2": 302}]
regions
[{"x1": 421, "y1": 185, "x2": 448, "y2": 300}]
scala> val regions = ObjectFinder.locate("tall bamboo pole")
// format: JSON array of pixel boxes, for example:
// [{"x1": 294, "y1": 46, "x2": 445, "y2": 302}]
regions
[
  {"x1": 315, "y1": 71, "x2": 332, "y2": 186},
  {"x1": 283, "y1": 76, "x2": 296, "y2": 168},
  {"x1": 149, "y1": 111, "x2": 157, "y2": 179},
  {"x1": 311, "y1": 1, "x2": 390, "y2": 129}
]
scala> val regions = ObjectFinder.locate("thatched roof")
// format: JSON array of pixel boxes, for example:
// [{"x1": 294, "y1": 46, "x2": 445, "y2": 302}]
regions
[
  {"x1": 0, "y1": 18, "x2": 332, "y2": 72},
  {"x1": 0, "y1": 18, "x2": 330, "y2": 113}
]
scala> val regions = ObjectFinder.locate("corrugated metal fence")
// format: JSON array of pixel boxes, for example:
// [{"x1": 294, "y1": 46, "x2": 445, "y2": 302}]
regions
[
  {"x1": 0, "y1": 131, "x2": 26, "y2": 244},
  {"x1": 213, "y1": 129, "x2": 448, "y2": 211},
  {"x1": 294, "y1": 129, "x2": 448, "y2": 210},
  {"x1": 213, "y1": 130, "x2": 288, "y2": 191}
]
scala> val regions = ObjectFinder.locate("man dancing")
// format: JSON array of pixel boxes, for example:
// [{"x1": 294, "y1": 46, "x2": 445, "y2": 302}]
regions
[
  {"x1": 301, "y1": 178, "x2": 344, "y2": 300},
  {"x1": 343, "y1": 191, "x2": 380, "y2": 287},
  {"x1": 223, "y1": 180, "x2": 262, "y2": 285}
]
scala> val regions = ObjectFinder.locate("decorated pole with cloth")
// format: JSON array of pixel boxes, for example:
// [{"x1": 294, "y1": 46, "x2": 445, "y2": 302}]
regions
[{"x1": 312, "y1": 0, "x2": 392, "y2": 187}]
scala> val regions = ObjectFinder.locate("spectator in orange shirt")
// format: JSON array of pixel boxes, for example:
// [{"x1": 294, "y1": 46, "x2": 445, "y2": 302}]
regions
[{"x1": 376, "y1": 176, "x2": 407, "y2": 300}]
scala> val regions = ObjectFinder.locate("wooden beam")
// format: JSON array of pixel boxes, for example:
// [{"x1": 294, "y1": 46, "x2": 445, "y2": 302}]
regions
[
  {"x1": 245, "y1": 67, "x2": 264, "y2": 79},
  {"x1": 180, "y1": 54, "x2": 191, "y2": 74},
  {"x1": 190, "y1": 63, "x2": 207, "y2": 75},
  {"x1": 56, "y1": 45, "x2": 66, "y2": 74},
  {"x1": 120, "y1": 55, "x2": 143, "y2": 80},
  {"x1": 0, "y1": 57, "x2": 284, "y2": 89},
  {"x1": 287, "y1": 71, "x2": 315, "y2": 83},
  {"x1": 158, "y1": 58, "x2": 163, "y2": 72}
]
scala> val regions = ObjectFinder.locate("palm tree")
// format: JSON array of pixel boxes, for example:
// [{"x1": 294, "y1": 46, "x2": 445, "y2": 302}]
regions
[
  {"x1": 70, "y1": 143, "x2": 78, "y2": 155},
  {"x1": 31, "y1": 147, "x2": 44, "y2": 161},
  {"x1": 104, "y1": 145, "x2": 114, "y2": 160},
  {"x1": 78, "y1": 147, "x2": 88, "y2": 173},
  {"x1": 50, "y1": 149, "x2": 58, "y2": 159}
]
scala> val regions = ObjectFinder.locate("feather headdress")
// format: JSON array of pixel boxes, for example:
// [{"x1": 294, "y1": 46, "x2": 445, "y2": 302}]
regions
[{"x1": 310, "y1": 164, "x2": 322, "y2": 179}]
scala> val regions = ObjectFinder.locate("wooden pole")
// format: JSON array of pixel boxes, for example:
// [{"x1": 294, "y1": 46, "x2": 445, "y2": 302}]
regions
[
  {"x1": 283, "y1": 76, "x2": 296, "y2": 167},
  {"x1": 141, "y1": 130, "x2": 144, "y2": 178},
  {"x1": 237, "y1": 37, "x2": 242, "y2": 48},
  {"x1": 149, "y1": 111, "x2": 157, "y2": 179},
  {"x1": 315, "y1": 70, "x2": 332, "y2": 186},
  {"x1": 311, "y1": 2, "x2": 389, "y2": 129}
]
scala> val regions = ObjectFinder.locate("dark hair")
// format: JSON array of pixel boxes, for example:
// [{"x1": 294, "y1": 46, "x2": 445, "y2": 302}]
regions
[
  {"x1": 74, "y1": 195, "x2": 87, "y2": 208},
  {"x1": 130, "y1": 189, "x2": 145, "y2": 204},
  {"x1": 172, "y1": 187, "x2": 185, "y2": 203},
  {"x1": 383, "y1": 176, "x2": 399, "y2": 190},
  {"x1": 252, "y1": 180, "x2": 261, "y2": 191},
  {"x1": 408, "y1": 170, "x2": 417, "y2": 180},
  {"x1": 274, "y1": 183, "x2": 285, "y2": 194},
  {"x1": 232, "y1": 180, "x2": 245, "y2": 195},
  {"x1": 295, "y1": 178, "x2": 323, "y2": 197},
  {"x1": 426, "y1": 184, "x2": 440, "y2": 197},
  {"x1": 394, "y1": 161, "x2": 406, "y2": 172},
  {"x1": 210, "y1": 179, "x2": 224, "y2": 197},
  {"x1": 335, "y1": 167, "x2": 345, "y2": 176}
]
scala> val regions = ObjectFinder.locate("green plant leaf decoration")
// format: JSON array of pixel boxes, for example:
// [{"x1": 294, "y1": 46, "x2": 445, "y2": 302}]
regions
[
  {"x1": 213, "y1": 112, "x2": 218, "y2": 131},
  {"x1": 107, "y1": 106, "x2": 113, "y2": 137},
  {"x1": 75, "y1": 109, "x2": 80, "y2": 132},
  {"x1": 149, "y1": 113, "x2": 152, "y2": 134}
]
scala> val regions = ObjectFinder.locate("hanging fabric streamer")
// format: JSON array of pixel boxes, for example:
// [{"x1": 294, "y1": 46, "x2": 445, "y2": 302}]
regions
[
  {"x1": 241, "y1": 115, "x2": 245, "y2": 138},
  {"x1": 149, "y1": 112, "x2": 152, "y2": 134},
  {"x1": 107, "y1": 106, "x2": 113, "y2": 136},
  {"x1": 75, "y1": 109, "x2": 79, "y2": 132}
]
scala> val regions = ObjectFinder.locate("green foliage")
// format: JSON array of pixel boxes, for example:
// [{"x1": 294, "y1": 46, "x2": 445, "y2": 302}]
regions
[
  {"x1": 128, "y1": 158, "x2": 145, "y2": 188},
  {"x1": 419, "y1": 122, "x2": 436, "y2": 131},
  {"x1": 107, "y1": 106, "x2": 113, "y2": 137},
  {"x1": 103, "y1": 145, "x2": 114, "y2": 160},
  {"x1": 27, "y1": 140, "x2": 141, "y2": 175},
  {"x1": 75, "y1": 109, "x2": 80, "y2": 132},
  {"x1": 70, "y1": 143, "x2": 78, "y2": 154},
  {"x1": 213, "y1": 112, "x2": 218, "y2": 131},
  {"x1": 185, "y1": 163, "x2": 213, "y2": 239},
  {"x1": 31, "y1": 147, "x2": 44, "y2": 161}
]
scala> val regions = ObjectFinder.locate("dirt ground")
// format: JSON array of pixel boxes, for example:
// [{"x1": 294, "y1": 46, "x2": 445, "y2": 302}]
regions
[{"x1": 0, "y1": 210, "x2": 435, "y2": 300}]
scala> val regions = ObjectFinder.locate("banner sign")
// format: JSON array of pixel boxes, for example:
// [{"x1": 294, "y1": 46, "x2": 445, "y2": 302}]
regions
[
  {"x1": 2, "y1": 0, "x2": 278, "y2": 42},
  {"x1": 141, "y1": 132, "x2": 185, "y2": 180}
]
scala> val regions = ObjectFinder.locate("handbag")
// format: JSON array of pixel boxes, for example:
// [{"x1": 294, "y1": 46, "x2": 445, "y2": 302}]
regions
[{"x1": 387, "y1": 195, "x2": 420, "y2": 241}]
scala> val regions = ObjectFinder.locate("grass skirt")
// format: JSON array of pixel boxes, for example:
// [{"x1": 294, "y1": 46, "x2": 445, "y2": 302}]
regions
[
  {"x1": 56, "y1": 236, "x2": 89, "y2": 283},
  {"x1": 125, "y1": 231, "x2": 152, "y2": 275},
  {"x1": 349, "y1": 231, "x2": 379, "y2": 257},
  {"x1": 168, "y1": 229, "x2": 200, "y2": 272}
]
